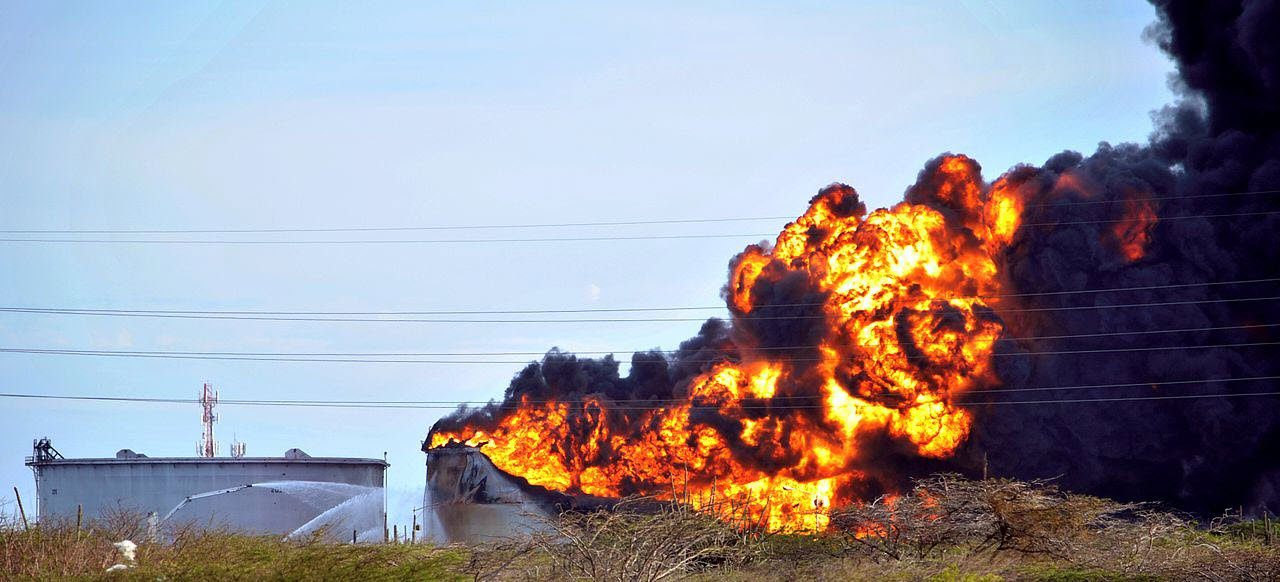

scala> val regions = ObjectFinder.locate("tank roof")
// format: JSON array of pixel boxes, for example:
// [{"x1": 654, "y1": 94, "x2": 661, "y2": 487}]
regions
[
  {"x1": 26, "y1": 456, "x2": 387, "y2": 467},
  {"x1": 25, "y1": 439, "x2": 388, "y2": 468}
]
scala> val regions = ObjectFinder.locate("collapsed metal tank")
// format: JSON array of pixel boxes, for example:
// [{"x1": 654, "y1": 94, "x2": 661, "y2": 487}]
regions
[
  {"x1": 421, "y1": 442, "x2": 557, "y2": 543},
  {"x1": 421, "y1": 441, "x2": 616, "y2": 543},
  {"x1": 25, "y1": 439, "x2": 388, "y2": 541}
]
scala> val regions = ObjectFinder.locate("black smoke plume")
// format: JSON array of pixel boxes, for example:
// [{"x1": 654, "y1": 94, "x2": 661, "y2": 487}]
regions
[
  {"x1": 430, "y1": 0, "x2": 1280, "y2": 514},
  {"x1": 970, "y1": 0, "x2": 1280, "y2": 515}
]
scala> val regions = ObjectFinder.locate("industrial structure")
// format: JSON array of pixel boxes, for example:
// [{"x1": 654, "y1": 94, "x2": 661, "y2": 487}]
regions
[
  {"x1": 421, "y1": 441, "x2": 615, "y2": 543},
  {"x1": 26, "y1": 439, "x2": 388, "y2": 541},
  {"x1": 24, "y1": 383, "x2": 389, "y2": 541},
  {"x1": 197, "y1": 382, "x2": 219, "y2": 458},
  {"x1": 421, "y1": 442, "x2": 554, "y2": 543}
]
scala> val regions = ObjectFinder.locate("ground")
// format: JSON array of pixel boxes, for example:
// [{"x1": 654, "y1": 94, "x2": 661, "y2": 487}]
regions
[{"x1": 5, "y1": 477, "x2": 1280, "y2": 580}]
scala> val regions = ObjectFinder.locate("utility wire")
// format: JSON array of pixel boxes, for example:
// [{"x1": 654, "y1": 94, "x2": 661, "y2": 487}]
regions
[
  {"x1": 957, "y1": 390, "x2": 1280, "y2": 406},
  {"x1": 959, "y1": 375, "x2": 1279, "y2": 396},
  {"x1": 0, "y1": 377, "x2": 1277, "y2": 410},
  {"x1": 2, "y1": 188, "x2": 1275, "y2": 235},
  {"x1": 4, "y1": 277, "x2": 1275, "y2": 317},
  {"x1": 0, "y1": 233, "x2": 771, "y2": 244},
  {"x1": 1, "y1": 340, "x2": 1275, "y2": 364},
  {"x1": 1020, "y1": 188, "x2": 1280, "y2": 208},
  {"x1": 0, "y1": 322, "x2": 1271, "y2": 359},
  {"x1": 169, "y1": 374, "x2": 1280, "y2": 404},
  {"x1": 0, "y1": 215, "x2": 796, "y2": 235},
  {"x1": 0, "y1": 295, "x2": 1273, "y2": 323},
  {"x1": 0, "y1": 210, "x2": 1275, "y2": 245}
]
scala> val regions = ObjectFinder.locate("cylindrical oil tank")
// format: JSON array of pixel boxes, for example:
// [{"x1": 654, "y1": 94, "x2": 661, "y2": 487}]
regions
[{"x1": 27, "y1": 448, "x2": 387, "y2": 541}]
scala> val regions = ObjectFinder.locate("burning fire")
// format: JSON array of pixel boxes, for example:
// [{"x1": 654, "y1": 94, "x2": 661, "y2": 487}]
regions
[
  {"x1": 430, "y1": 154, "x2": 1029, "y2": 531},
  {"x1": 1111, "y1": 191, "x2": 1157, "y2": 262}
]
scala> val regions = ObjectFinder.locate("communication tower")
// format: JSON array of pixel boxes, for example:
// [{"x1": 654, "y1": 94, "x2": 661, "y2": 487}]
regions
[
  {"x1": 229, "y1": 436, "x2": 247, "y2": 458},
  {"x1": 198, "y1": 383, "x2": 218, "y2": 458}
]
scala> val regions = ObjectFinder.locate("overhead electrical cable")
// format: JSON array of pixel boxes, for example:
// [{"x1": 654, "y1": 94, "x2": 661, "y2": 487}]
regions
[
  {"x1": 0, "y1": 295, "x2": 1274, "y2": 323},
  {"x1": 0, "y1": 215, "x2": 795, "y2": 234},
  {"x1": 1, "y1": 188, "x2": 1275, "y2": 235},
  {"x1": 1019, "y1": 187, "x2": 1280, "y2": 208},
  {"x1": 0, "y1": 376, "x2": 1277, "y2": 410},
  {"x1": 157, "y1": 376, "x2": 1280, "y2": 404},
  {"x1": 0, "y1": 210, "x2": 1275, "y2": 245},
  {"x1": 3, "y1": 277, "x2": 1275, "y2": 317},
  {"x1": 0, "y1": 322, "x2": 1271, "y2": 359},
  {"x1": 0, "y1": 233, "x2": 772, "y2": 244},
  {"x1": 1, "y1": 340, "x2": 1275, "y2": 364}
]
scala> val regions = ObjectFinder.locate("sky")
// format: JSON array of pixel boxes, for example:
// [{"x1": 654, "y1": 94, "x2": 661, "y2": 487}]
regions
[{"x1": 0, "y1": 0, "x2": 1174, "y2": 524}]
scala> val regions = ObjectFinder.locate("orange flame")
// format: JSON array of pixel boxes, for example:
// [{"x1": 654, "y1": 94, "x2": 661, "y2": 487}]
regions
[
  {"x1": 431, "y1": 155, "x2": 1023, "y2": 531},
  {"x1": 1112, "y1": 192, "x2": 1157, "y2": 261}
]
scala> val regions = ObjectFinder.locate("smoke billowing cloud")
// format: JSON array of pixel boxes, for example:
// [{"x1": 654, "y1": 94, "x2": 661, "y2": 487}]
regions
[
  {"x1": 970, "y1": 0, "x2": 1280, "y2": 514},
  {"x1": 429, "y1": 0, "x2": 1280, "y2": 517}
]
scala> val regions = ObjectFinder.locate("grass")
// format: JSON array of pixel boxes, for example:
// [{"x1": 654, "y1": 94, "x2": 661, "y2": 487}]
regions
[
  {"x1": 0, "y1": 519, "x2": 469, "y2": 581},
  {"x1": 5, "y1": 476, "x2": 1280, "y2": 580},
  {"x1": 123, "y1": 534, "x2": 469, "y2": 581}
]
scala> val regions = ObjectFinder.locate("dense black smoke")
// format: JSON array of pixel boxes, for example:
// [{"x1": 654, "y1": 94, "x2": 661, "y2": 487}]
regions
[
  {"x1": 969, "y1": 0, "x2": 1280, "y2": 515},
  {"x1": 427, "y1": 318, "x2": 736, "y2": 441},
  {"x1": 430, "y1": 0, "x2": 1280, "y2": 514}
]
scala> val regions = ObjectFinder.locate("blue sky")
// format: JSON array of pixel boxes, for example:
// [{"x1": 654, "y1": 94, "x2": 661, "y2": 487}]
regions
[{"x1": 0, "y1": 1, "x2": 1173, "y2": 523}]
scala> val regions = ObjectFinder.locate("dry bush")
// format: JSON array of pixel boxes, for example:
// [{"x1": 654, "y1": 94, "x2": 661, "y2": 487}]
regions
[
  {"x1": 1, "y1": 514, "x2": 120, "y2": 578},
  {"x1": 1, "y1": 506, "x2": 174, "y2": 578},
  {"x1": 1165, "y1": 541, "x2": 1280, "y2": 582},
  {"x1": 1143, "y1": 515, "x2": 1280, "y2": 581},
  {"x1": 827, "y1": 474, "x2": 1280, "y2": 580},
  {"x1": 527, "y1": 498, "x2": 763, "y2": 582},
  {"x1": 829, "y1": 474, "x2": 1172, "y2": 564},
  {"x1": 96, "y1": 503, "x2": 155, "y2": 542},
  {"x1": 828, "y1": 475, "x2": 995, "y2": 561},
  {"x1": 466, "y1": 539, "x2": 545, "y2": 582}
]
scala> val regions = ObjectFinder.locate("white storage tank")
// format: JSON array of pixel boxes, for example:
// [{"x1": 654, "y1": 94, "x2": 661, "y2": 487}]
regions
[{"x1": 25, "y1": 439, "x2": 388, "y2": 542}]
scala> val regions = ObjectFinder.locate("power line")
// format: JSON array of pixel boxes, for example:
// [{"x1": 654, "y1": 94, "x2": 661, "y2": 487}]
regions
[
  {"x1": 1020, "y1": 188, "x2": 1280, "y2": 208},
  {"x1": 2, "y1": 340, "x2": 1274, "y2": 364},
  {"x1": 0, "y1": 233, "x2": 774, "y2": 244},
  {"x1": 1019, "y1": 210, "x2": 1279, "y2": 228},
  {"x1": 962, "y1": 390, "x2": 1280, "y2": 406},
  {"x1": 0, "y1": 210, "x2": 1275, "y2": 245},
  {"x1": 0, "y1": 322, "x2": 1271, "y2": 359},
  {"x1": 0, "y1": 377, "x2": 1276, "y2": 410},
  {"x1": 0, "y1": 295, "x2": 1273, "y2": 323},
  {"x1": 4, "y1": 277, "x2": 1275, "y2": 317},
  {"x1": 0, "y1": 215, "x2": 795, "y2": 235},
  {"x1": 2, "y1": 188, "x2": 1275, "y2": 235},
  {"x1": 959, "y1": 374, "x2": 1279, "y2": 396},
  {"x1": 987, "y1": 295, "x2": 1278, "y2": 314},
  {"x1": 181, "y1": 374, "x2": 1280, "y2": 404},
  {"x1": 967, "y1": 277, "x2": 1280, "y2": 301}
]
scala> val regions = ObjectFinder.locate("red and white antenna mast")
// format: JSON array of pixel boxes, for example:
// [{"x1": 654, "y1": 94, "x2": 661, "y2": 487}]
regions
[{"x1": 198, "y1": 382, "x2": 219, "y2": 458}]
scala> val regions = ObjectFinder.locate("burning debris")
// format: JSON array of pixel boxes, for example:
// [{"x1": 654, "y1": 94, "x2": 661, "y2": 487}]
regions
[{"x1": 427, "y1": 0, "x2": 1280, "y2": 528}]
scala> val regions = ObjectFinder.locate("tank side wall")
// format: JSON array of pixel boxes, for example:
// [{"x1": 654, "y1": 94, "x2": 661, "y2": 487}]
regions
[{"x1": 35, "y1": 462, "x2": 384, "y2": 524}]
